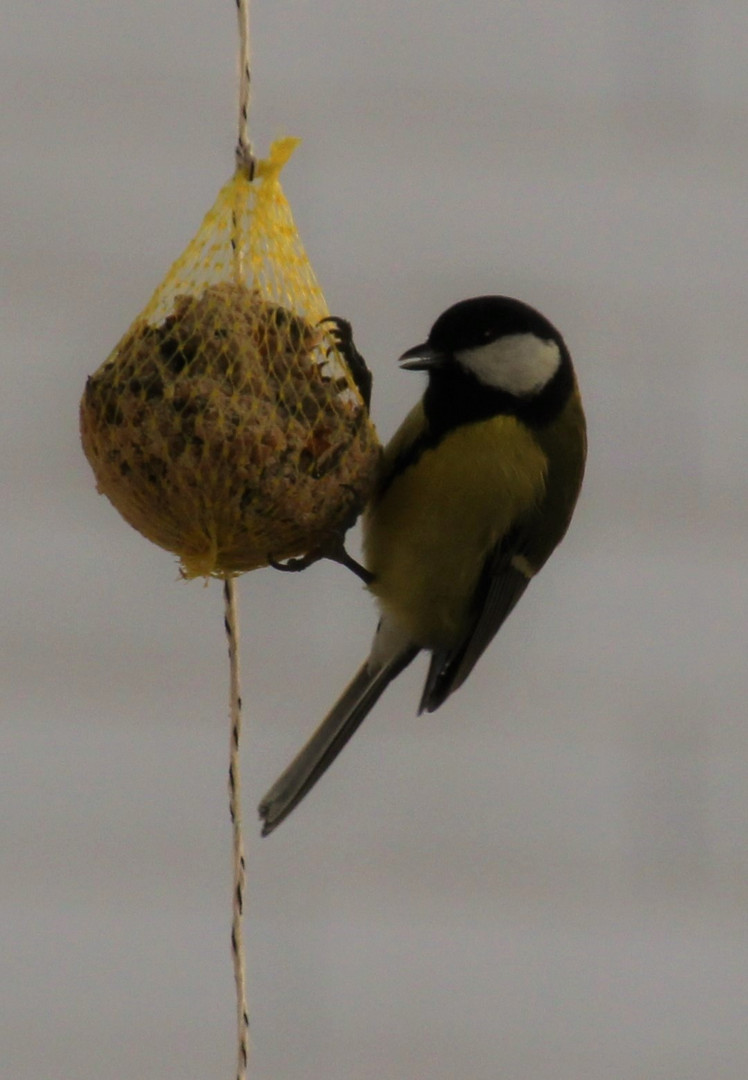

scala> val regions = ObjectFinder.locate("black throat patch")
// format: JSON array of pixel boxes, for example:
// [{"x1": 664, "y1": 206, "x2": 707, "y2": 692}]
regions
[{"x1": 375, "y1": 343, "x2": 574, "y2": 500}]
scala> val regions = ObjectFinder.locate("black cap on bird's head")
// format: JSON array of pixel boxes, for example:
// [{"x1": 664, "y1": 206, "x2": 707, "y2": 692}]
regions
[
  {"x1": 399, "y1": 295, "x2": 575, "y2": 427},
  {"x1": 400, "y1": 296, "x2": 564, "y2": 371}
]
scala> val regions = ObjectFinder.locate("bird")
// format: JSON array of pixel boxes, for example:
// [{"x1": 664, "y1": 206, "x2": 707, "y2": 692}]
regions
[{"x1": 259, "y1": 295, "x2": 586, "y2": 835}]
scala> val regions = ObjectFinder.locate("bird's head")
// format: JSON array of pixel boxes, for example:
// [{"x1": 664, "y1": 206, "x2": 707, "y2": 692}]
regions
[{"x1": 400, "y1": 295, "x2": 567, "y2": 400}]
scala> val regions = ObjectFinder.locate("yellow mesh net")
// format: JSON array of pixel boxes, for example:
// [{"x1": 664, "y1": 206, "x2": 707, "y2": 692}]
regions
[{"x1": 80, "y1": 139, "x2": 380, "y2": 578}]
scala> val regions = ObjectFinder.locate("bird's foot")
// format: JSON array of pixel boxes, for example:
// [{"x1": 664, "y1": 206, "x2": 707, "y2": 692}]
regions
[
  {"x1": 269, "y1": 535, "x2": 374, "y2": 585},
  {"x1": 319, "y1": 315, "x2": 373, "y2": 411}
]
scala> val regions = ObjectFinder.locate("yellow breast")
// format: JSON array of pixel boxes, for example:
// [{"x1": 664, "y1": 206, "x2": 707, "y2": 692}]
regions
[{"x1": 363, "y1": 409, "x2": 547, "y2": 648}]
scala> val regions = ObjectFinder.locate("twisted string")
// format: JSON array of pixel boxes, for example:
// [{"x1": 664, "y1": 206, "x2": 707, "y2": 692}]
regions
[
  {"x1": 232, "y1": 0, "x2": 253, "y2": 282},
  {"x1": 235, "y1": 0, "x2": 254, "y2": 178},
  {"x1": 224, "y1": 576, "x2": 249, "y2": 1080}
]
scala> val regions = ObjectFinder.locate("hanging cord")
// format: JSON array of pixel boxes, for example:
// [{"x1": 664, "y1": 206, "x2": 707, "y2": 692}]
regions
[
  {"x1": 235, "y1": 0, "x2": 255, "y2": 178},
  {"x1": 224, "y1": 576, "x2": 249, "y2": 1080},
  {"x1": 232, "y1": 0, "x2": 253, "y2": 282},
  {"x1": 227, "y1": 8, "x2": 251, "y2": 1073}
]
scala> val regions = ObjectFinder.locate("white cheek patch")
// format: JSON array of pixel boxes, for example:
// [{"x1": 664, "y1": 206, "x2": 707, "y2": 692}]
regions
[{"x1": 457, "y1": 334, "x2": 561, "y2": 396}]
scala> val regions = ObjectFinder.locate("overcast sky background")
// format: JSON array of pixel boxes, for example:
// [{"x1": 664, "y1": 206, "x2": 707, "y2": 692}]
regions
[{"x1": 3, "y1": 2, "x2": 748, "y2": 1078}]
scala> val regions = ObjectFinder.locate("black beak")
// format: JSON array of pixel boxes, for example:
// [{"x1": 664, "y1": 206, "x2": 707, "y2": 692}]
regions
[{"x1": 398, "y1": 342, "x2": 447, "y2": 371}]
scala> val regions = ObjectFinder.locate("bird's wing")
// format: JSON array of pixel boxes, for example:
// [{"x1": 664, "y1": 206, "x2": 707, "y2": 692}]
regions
[
  {"x1": 259, "y1": 643, "x2": 418, "y2": 835},
  {"x1": 418, "y1": 536, "x2": 532, "y2": 714}
]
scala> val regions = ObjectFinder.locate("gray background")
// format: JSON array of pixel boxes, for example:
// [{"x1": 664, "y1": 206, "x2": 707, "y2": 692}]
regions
[{"x1": 3, "y1": 2, "x2": 748, "y2": 1077}]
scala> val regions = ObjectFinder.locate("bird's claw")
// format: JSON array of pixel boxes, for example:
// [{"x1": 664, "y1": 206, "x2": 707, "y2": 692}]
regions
[
  {"x1": 319, "y1": 315, "x2": 354, "y2": 351},
  {"x1": 318, "y1": 315, "x2": 373, "y2": 411},
  {"x1": 268, "y1": 552, "x2": 319, "y2": 574}
]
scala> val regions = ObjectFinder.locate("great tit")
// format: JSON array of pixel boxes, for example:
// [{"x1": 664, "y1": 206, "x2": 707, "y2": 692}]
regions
[{"x1": 259, "y1": 295, "x2": 586, "y2": 835}]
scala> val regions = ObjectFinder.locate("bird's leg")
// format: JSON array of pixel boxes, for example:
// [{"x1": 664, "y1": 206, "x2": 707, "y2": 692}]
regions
[{"x1": 323, "y1": 536, "x2": 375, "y2": 584}]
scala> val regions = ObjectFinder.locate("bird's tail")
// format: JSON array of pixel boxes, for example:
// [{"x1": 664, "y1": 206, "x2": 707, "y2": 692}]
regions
[{"x1": 259, "y1": 646, "x2": 418, "y2": 836}]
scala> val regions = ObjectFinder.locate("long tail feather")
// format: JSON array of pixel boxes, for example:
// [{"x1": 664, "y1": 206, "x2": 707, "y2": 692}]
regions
[{"x1": 259, "y1": 647, "x2": 418, "y2": 835}]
